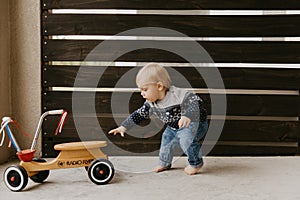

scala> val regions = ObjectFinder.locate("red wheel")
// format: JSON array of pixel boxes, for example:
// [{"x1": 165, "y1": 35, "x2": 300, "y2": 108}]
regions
[{"x1": 88, "y1": 159, "x2": 114, "y2": 185}]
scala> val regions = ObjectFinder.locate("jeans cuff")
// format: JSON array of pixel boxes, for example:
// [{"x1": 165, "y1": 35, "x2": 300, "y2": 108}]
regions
[
  {"x1": 189, "y1": 159, "x2": 204, "y2": 168},
  {"x1": 159, "y1": 160, "x2": 172, "y2": 168}
]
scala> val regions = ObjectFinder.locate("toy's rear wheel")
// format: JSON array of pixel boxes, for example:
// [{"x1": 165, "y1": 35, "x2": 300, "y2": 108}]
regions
[
  {"x1": 88, "y1": 159, "x2": 114, "y2": 185},
  {"x1": 4, "y1": 165, "x2": 28, "y2": 192},
  {"x1": 30, "y1": 158, "x2": 50, "y2": 183}
]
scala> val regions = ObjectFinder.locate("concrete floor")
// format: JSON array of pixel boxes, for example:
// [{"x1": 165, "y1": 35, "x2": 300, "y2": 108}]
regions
[{"x1": 1, "y1": 156, "x2": 300, "y2": 200}]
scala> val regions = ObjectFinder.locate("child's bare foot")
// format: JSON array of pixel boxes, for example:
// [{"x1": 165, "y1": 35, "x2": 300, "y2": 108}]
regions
[
  {"x1": 153, "y1": 166, "x2": 170, "y2": 173},
  {"x1": 184, "y1": 165, "x2": 203, "y2": 175}
]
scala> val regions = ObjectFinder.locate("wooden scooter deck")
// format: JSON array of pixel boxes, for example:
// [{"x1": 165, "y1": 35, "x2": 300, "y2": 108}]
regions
[{"x1": 20, "y1": 141, "x2": 108, "y2": 177}]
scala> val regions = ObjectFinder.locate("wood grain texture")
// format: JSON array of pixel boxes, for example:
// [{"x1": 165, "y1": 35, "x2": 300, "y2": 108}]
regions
[
  {"x1": 42, "y1": 115, "x2": 300, "y2": 157},
  {"x1": 43, "y1": 65, "x2": 300, "y2": 90},
  {"x1": 43, "y1": 91, "x2": 300, "y2": 116},
  {"x1": 43, "y1": 14, "x2": 300, "y2": 37},
  {"x1": 41, "y1": 0, "x2": 300, "y2": 156},
  {"x1": 43, "y1": 115, "x2": 300, "y2": 142},
  {"x1": 42, "y1": 0, "x2": 300, "y2": 10},
  {"x1": 43, "y1": 40, "x2": 300, "y2": 63},
  {"x1": 43, "y1": 138, "x2": 300, "y2": 157}
]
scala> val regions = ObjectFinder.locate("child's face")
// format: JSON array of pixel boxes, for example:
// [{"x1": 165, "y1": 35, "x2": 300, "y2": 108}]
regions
[{"x1": 139, "y1": 83, "x2": 164, "y2": 103}]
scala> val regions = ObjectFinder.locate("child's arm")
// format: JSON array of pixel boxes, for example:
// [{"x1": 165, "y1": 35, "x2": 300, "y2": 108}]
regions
[
  {"x1": 108, "y1": 102, "x2": 151, "y2": 137},
  {"x1": 181, "y1": 93, "x2": 206, "y2": 124}
]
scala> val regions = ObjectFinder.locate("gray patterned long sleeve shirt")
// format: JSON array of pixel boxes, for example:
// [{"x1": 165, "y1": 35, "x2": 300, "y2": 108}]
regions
[{"x1": 121, "y1": 86, "x2": 207, "y2": 130}]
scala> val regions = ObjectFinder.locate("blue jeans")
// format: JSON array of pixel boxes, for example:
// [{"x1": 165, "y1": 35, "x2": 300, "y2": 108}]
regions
[{"x1": 159, "y1": 121, "x2": 208, "y2": 168}]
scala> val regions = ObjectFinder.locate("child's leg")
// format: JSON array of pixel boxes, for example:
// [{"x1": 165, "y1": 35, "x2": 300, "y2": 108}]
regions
[
  {"x1": 156, "y1": 126, "x2": 178, "y2": 172},
  {"x1": 177, "y1": 121, "x2": 208, "y2": 174}
]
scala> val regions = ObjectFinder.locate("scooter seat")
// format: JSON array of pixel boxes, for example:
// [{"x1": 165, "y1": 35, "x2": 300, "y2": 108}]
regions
[{"x1": 54, "y1": 141, "x2": 107, "y2": 151}]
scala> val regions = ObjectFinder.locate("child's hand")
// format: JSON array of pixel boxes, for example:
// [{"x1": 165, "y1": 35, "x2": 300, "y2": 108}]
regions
[
  {"x1": 108, "y1": 126, "x2": 126, "y2": 137},
  {"x1": 178, "y1": 116, "x2": 191, "y2": 128}
]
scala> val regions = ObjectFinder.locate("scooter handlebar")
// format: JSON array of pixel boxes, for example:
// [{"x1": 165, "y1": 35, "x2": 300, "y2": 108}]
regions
[{"x1": 48, "y1": 109, "x2": 65, "y2": 115}]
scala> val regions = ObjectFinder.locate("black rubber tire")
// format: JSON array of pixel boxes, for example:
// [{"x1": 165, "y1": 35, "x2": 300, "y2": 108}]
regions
[
  {"x1": 88, "y1": 159, "x2": 114, "y2": 185},
  {"x1": 30, "y1": 158, "x2": 50, "y2": 183},
  {"x1": 4, "y1": 165, "x2": 28, "y2": 192}
]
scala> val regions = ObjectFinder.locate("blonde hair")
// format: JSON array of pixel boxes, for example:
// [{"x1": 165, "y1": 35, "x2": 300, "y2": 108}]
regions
[{"x1": 136, "y1": 63, "x2": 171, "y2": 88}]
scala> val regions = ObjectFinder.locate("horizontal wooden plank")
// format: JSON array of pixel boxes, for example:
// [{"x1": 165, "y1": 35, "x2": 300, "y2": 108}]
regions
[
  {"x1": 42, "y1": 0, "x2": 300, "y2": 10},
  {"x1": 42, "y1": 139, "x2": 300, "y2": 157},
  {"x1": 42, "y1": 91, "x2": 300, "y2": 116},
  {"x1": 42, "y1": 138, "x2": 300, "y2": 157},
  {"x1": 43, "y1": 14, "x2": 300, "y2": 37},
  {"x1": 43, "y1": 65, "x2": 300, "y2": 90},
  {"x1": 43, "y1": 40, "x2": 300, "y2": 63},
  {"x1": 42, "y1": 115, "x2": 300, "y2": 157},
  {"x1": 43, "y1": 115, "x2": 300, "y2": 142}
]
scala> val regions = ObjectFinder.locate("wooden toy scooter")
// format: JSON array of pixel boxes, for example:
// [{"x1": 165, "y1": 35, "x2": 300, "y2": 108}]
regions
[{"x1": 0, "y1": 109, "x2": 114, "y2": 192}]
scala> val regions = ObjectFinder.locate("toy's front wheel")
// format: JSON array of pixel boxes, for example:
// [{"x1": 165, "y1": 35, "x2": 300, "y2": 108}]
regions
[
  {"x1": 88, "y1": 159, "x2": 114, "y2": 185},
  {"x1": 4, "y1": 165, "x2": 28, "y2": 192}
]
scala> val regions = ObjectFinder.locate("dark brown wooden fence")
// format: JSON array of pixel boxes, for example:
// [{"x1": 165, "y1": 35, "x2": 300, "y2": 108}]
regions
[{"x1": 42, "y1": 0, "x2": 300, "y2": 157}]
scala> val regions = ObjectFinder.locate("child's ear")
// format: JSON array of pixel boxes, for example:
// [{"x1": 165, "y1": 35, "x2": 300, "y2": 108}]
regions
[{"x1": 157, "y1": 82, "x2": 165, "y2": 91}]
